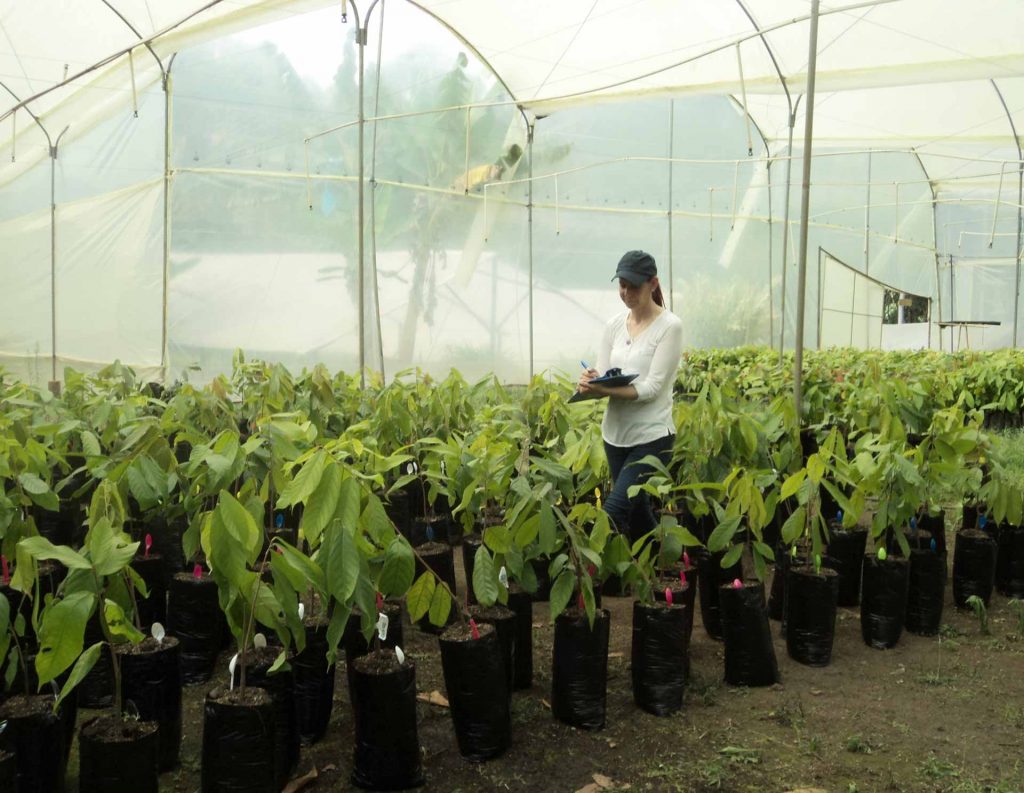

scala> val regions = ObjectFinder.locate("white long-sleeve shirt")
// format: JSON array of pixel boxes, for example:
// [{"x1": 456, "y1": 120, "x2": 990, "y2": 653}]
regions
[{"x1": 597, "y1": 309, "x2": 683, "y2": 447}]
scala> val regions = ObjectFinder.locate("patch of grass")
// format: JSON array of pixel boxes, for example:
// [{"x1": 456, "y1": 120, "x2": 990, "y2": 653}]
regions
[
  {"x1": 919, "y1": 753, "x2": 960, "y2": 781},
  {"x1": 688, "y1": 673, "x2": 720, "y2": 707},
  {"x1": 697, "y1": 759, "x2": 730, "y2": 789},
  {"x1": 966, "y1": 595, "x2": 991, "y2": 635},
  {"x1": 916, "y1": 670, "x2": 956, "y2": 687},
  {"x1": 939, "y1": 623, "x2": 962, "y2": 639},
  {"x1": 1003, "y1": 704, "x2": 1024, "y2": 729},
  {"x1": 718, "y1": 746, "x2": 760, "y2": 765},
  {"x1": 806, "y1": 734, "x2": 823, "y2": 755},
  {"x1": 765, "y1": 700, "x2": 805, "y2": 729},
  {"x1": 845, "y1": 734, "x2": 874, "y2": 754}
]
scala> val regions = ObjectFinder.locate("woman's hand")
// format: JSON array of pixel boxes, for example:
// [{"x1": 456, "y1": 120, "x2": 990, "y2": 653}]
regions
[{"x1": 578, "y1": 367, "x2": 599, "y2": 393}]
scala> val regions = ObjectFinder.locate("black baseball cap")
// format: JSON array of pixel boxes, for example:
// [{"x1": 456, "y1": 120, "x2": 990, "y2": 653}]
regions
[{"x1": 612, "y1": 250, "x2": 657, "y2": 286}]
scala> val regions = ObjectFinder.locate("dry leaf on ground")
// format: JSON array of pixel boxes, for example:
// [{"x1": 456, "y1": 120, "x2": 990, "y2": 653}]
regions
[
  {"x1": 282, "y1": 767, "x2": 318, "y2": 793},
  {"x1": 416, "y1": 690, "x2": 449, "y2": 707}
]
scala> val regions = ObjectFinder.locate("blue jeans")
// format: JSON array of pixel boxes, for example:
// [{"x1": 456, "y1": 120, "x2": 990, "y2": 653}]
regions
[{"x1": 603, "y1": 433, "x2": 674, "y2": 544}]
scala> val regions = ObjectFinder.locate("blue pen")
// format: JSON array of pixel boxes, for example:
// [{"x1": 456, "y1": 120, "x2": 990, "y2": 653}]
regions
[{"x1": 580, "y1": 360, "x2": 590, "y2": 370}]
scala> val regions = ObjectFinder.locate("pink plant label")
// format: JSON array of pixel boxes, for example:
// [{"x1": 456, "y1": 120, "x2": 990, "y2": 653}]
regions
[
  {"x1": 732, "y1": 578, "x2": 743, "y2": 589},
  {"x1": 469, "y1": 618, "x2": 480, "y2": 640},
  {"x1": 376, "y1": 592, "x2": 384, "y2": 612},
  {"x1": 1, "y1": 555, "x2": 8, "y2": 585},
  {"x1": 664, "y1": 587, "x2": 673, "y2": 605},
  {"x1": 193, "y1": 563, "x2": 203, "y2": 580},
  {"x1": 682, "y1": 551, "x2": 691, "y2": 568},
  {"x1": 587, "y1": 564, "x2": 597, "y2": 577},
  {"x1": 144, "y1": 534, "x2": 153, "y2": 558},
  {"x1": 679, "y1": 569, "x2": 687, "y2": 586}
]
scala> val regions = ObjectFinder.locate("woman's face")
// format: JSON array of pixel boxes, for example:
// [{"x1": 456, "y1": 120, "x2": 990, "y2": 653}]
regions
[{"x1": 619, "y1": 276, "x2": 656, "y2": 308}]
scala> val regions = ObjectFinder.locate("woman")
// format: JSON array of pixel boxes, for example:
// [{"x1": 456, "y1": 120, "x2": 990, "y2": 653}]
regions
[{"x1": 577, "y1": 250, "x2": 683, "y2": 542}]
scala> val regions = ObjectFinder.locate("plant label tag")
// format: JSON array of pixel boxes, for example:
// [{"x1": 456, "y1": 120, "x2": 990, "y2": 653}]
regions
[
  {"x1": 228, "y1": 654, "x2": 239, "y2": 691},
  {"x1": 253, "y1": 633, "x2": 267, "y2": 649},
  {"x1": 395, "y1": 646, "x2": 405, "y2": 665},
  {"x1": 498, "y1": 566, "x2": 509, "y2": 589},
  {"x1": 298, "y1": 602, "x2": 305, "y2": 621},
  {"x1": 151, "y1": 622, "x2": 166, "y2": 643},
  {"x1": 376, "y1": 612, "x2": 389, "y2": 641}
]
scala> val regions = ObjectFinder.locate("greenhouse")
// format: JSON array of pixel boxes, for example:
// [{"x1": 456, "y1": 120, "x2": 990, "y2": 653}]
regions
[
  {"x1": 2, "y1": 2, "x2": 1024, "y2": 792},
  {"x1": 1, "y1": 0, "x2": 1021, "y2": 385}
]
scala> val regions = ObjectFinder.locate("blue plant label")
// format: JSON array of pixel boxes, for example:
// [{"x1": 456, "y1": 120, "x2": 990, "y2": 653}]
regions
[
  {"x1": 979, "y1": 514, "x2": 988, "y2": 528},
  {"x1": 426, "y1": 525, "x2": 435, "y2": 542},
  {"x1": 275, "y1": 513, "x2": 285, "y2": 528}
]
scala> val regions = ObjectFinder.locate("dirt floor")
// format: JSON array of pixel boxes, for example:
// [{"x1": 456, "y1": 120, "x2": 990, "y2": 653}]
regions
[{"x1": 65, "y1": 535, "x2": 1024, "y2": 793}]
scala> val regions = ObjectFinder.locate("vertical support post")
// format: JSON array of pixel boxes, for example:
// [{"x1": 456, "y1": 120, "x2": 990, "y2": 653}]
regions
[
  {"x1": 778, "y1": 104, "x2": 798, "y2": 361},
  {"x1": 161, "y1": 68, "x2": 173, "y2": 382},
  {"x1": 527, "y1": 122, "x2": 535, "y2": 378},
  {"x1": 356, "y1": 18, "x2": 367, "y2": 387},
  {"x1": 767, "y1": 159, "x2": 775, "y2": 347},
  {"x1": 793, "y1": 0, "x2": 821, "y2": 423},
  {"x1": 667, "y1": 99, "x2": 675, "y2": 311},
  {"x1": 49, "y1": 142, "x2": 57, "y2": 387},
  {"x1": 864, "y1": 150, "x2": 872, "y2": 273}
]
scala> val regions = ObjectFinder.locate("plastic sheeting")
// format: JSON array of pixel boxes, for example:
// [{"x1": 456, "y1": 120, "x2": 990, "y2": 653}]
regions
[{"x1": 2, "y1": 1, "x2": 1024, "y2": 384}]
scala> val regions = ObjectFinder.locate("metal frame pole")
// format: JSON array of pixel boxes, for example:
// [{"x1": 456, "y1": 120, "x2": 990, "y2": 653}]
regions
[
  {"x1": 793, "y1": 0, "x2": 821, "y2": 421},
  {"x1": 527, "y1": 122, "x2": 535, "y2": 378},
  {"x1": 667, "y1": 99, "x2": 675, "y2": 311},
  {"x1": 778, "y1": 97, "x2": 800, "y2": 361},
  {"x1": 49, "y1": 125, "x2": 69, "y2": 394},
  {"x1": 161, "y1": 57, "x2": 176, "y2": 383}
]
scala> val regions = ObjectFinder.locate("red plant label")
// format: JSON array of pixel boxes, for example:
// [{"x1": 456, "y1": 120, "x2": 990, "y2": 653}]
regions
[
  {"x1": 144, "y1": 533, "x2": 153, "y2": 558},
  {"x1": 679, "y1": 569, "x2": 687, "y2": 586},
  {"x1": 376, "y1": 591, "x2": 384, "y2": 612},
  {"x1": 193, "y1": 563, "x2": 203, "y2": 580},
  {"x1": 577, "y1": 591, "x2": 585, "y2": 611},
  {"x1": 469, "y1": 618, "x2": 480, "y2": 640},
  {"x1": 664, "y1": 586, "x2": 673, "y2": 605},
  {"x1": 0, "y1": 555, "x2": 8, "y2": 585},
  {"x1": 732, "y1": 578, "x2": 743, "y2": 589}
]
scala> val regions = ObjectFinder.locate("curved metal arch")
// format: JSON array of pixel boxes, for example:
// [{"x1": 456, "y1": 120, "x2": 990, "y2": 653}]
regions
[
  {"x1": 0, "y1": 79, "x2": 53, "y2": 148},
  {"x1": 98, "y1": 0, "x2": 166, "y2": 77},
  {"x1": 403, "y1": 0, "x2": 531, "y2": 128},
  {"x1": 734, "y1": 0, "x2": 792, "y2": 118}
]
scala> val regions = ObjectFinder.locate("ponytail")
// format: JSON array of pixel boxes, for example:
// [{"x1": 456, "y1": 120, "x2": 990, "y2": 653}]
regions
[{"x1": 651, "y1": 282, "x2": 665, "y2": 307}]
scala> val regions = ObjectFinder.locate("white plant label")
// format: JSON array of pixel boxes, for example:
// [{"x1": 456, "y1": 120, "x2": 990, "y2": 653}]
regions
[
  {"x1": 395, "y1": 646, "x2": 405, "y2": 665},
  {"x1": 297, "y1": 602, "x2": 305, "y2": 621},
  {"x1": 376, "y1": 612, "x2": 390, "y2": 642},
  {"x1": 151, "y1": 622, "x2": 165, "y2": 643},
  {"x1": 228, "y1": 653, "x2": 239, "y2": 691},
  {"x1": 498, "y1": 566, "x2": 509, "y2": 589},
  {"x1": 253, "y1": 633, "x2": 267, "y2": 649}
]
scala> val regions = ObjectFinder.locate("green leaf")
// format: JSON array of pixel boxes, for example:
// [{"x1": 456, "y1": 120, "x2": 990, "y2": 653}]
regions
[
  {"x1": 378, "y1": 537, "x2": 414, "y2": 598},
  {"x1": 0, "y1": 596, "x2": 10, "y2": 669},
  {"x1": 35, "y1": 591, "x2": 96, "y2": 685},
  {"x1": 549, "y1": 569, "x2": 574, "y2": 623},
  {"x1": 780, "y1": 470, "x2": 806, "y2": 500},
  {"x1": 707, "y1": 516, "x2": 741, "y2": 553},
  {"x1": 406, "y1": 572, "x2": 435, "y2": 622},
  {"x1": 513, "y1": 514, "x2": 540, "y2": 549},
  {"x1": 104, "y1": 598, "x2": 144, "y2": 644},
  {"x1": 483, "y1": 524, "x2": 511, "y2": 555},
  {"x1": 721, "y1": 543, "x2": 744, "y2": 570},
  {"x1": 538, "y1": 504, "x2": 557, "y2": 555},
  {"x1": 18, "y1": 536, "x2": 91, "y2": 570},
  {"x1": 360, "y1": 492, "x2": 394, "y2": 548},
  {"x1": 781, "y1": 506, "x2": 806, "y2": 545},
  {"x1": 325, "y1": 603, "x2": 351, "y2": 667},
  {"x1": 336, "y1": 476, "x2": 362, "y2": 534},
  {"x1": 299, "y1": 462, "x2": 341, "y2": 550},
  {"x1": 17, "y1": 473, "x2": 50, "y2": 496},
  {"x1": 55, "y1": 642, "x2": 102, "y2": 709},
  {"x1": 427, "y1": 585, "x2": 451, "y2": 627},
  {"x1": 472, "y1": 546, "x2": 498, "y2": 607},
  {"x1": 807, "y1": 454, "x2": 826, "y2": 485},
  {"x1": 86, "y1": 518, "x2": 139, "y2": 577},
  {"x1": 323, "y1": 521, "x2": 360, "y2": 602},
  {"x1": 217, "y1": 490, "x2": 262, "y2": 565},
  {"x1": 277, "y1": 450, "x2": 327, "y2": 508}
]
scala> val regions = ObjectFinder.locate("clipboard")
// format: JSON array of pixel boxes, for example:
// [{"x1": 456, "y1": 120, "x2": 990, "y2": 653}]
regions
[{"x1": 568, "y1": 372, "x2": 638, "y2": 403}]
